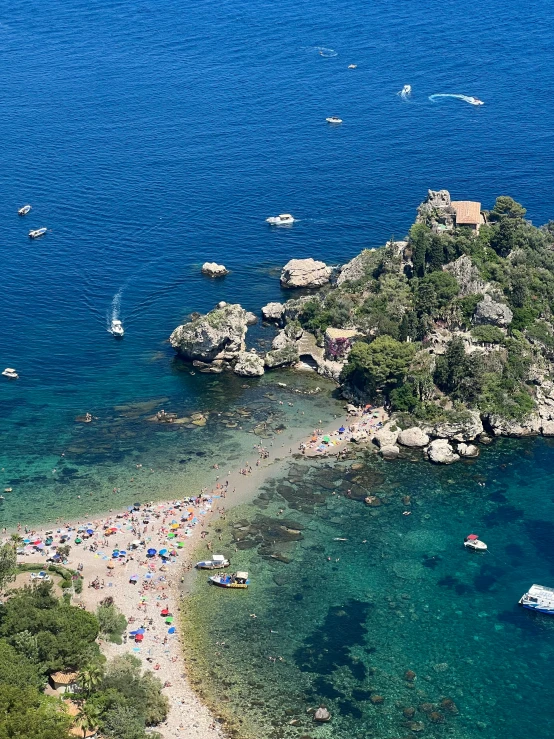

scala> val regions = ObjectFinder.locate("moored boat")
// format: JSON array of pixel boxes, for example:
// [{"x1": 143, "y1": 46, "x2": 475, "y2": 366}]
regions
[
  {"x1": 18, "y1": 204, "x2": 32, "y2": 216},
  {"x1": 519, "y1": 584, "x2": 554, "y2": 615},
  {"x1": 325, "y1": 116, "x2": 342, "y2": 124},
  {"x1": 266, "y1": 214, "x2": 295, "y2": 225},
  {"x1": 210, "y1": 571, "x2": 249, "y2": 589},
  {"x1": 464, "y1": 533, "x2": 487, "y2": 551},
  {"x1": 2, "y1": 368, "x2": 19, "y2": 379},
  {"x1": 29, "y1": 227, "x2": 47, "y2": 238},
  {"x1": 196, "y1": 554, "x2": 230, "y2": 570}
]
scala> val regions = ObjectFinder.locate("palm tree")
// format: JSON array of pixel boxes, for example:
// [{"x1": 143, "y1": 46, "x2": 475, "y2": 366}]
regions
[
  {"x1": 9, "y1": 533, "x2": 23, "y2": 548},
  {"x1": 78, "y1": 662, "x2": 104, "y2": 696},
  {"x1": 76, "y1": 702, "x2": 100, "y2": 738}
]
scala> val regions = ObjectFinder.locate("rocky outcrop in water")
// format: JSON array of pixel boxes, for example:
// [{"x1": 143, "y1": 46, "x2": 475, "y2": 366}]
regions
[
  {"x1": 426, "y1": 411, "x2": 483, "y2": 442},
  {"x1": 201, "y1": 262, "x2": 229, "y2": 277},
  {"x1": 398, "y1": 427, "x2": 430, "y2": 448},
  {"x1": 233, "y1": 351, "x2": 265, "y2": 376},
  {"x1": 261, "y1": 302, "x2": 285, "y2": 324},
  {"x1": 264, "y1": 344, "x2": 299, "y2": 368},
  {"x1": 425, "y1": 438, "x2": 460, "y2": 464},
  {"x1": 170, "y1": 303, "x2": 248, "y2": 362},
  {"x1": 374, "y1": 422, "x2": 400, "y2": 448},
  {"x1": 280, "y1": 258, "x2": 332, "y2": 288},
  {"x1": 458, "y1": 442, "x2": 479, "y2": 457}
]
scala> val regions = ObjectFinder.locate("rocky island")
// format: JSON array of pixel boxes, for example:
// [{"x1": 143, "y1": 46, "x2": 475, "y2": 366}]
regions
[{"x1": 170, "y1": 192, "x2": 554, "y2": 461}]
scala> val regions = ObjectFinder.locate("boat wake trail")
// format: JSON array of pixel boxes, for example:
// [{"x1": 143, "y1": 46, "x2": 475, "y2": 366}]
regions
[
  {"x1": 107, "y1": 288, "x2": 122, "y2": 332},
  {"x1": 429, "y1": 93, "x2": 479, "y2": 105}
]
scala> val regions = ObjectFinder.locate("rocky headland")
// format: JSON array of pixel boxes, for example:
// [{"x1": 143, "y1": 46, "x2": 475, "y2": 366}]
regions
[{"x1": 170, "y1": 192, "x2": 554, "y2": 462}]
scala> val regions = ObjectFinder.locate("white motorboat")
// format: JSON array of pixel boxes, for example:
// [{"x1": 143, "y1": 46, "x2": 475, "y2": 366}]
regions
[
  {"x1": 326, "y1": 116, "x2": 342, "y2": 124},
  {"x1": 2, "y1": 368, "x2": 18, "y2": 379},
  {"x1": 29, "y1": 227, "x2": 47, "y2": 238},
  {"x1": 18, "y1": 204, "x2": 32, "y2": 216},
  {"x1": 210, "y1": 571, "x2": 249, "y2": 589},
  {"x1": 464, "y1": 534, "x2": 487, "y2": 551},
  {"x1": 400, "y1": 84, "x2": 412, "y2": 96},
  {"x1": 111, "y1": 319, "x2": 124, "y2": 337},
  {"x1": 196, "y1": 554, "x2": 230, "y2": 570},
  {"x1": 519, "y1": 584, "x2": 554, "y2": 615},
  {"x1": 266, "y1": 213, "x2": 295, "y2": 225},
  {"x1": 468, "y1": 97, "x2": 484, "y2": 106},
  {"x1": 348, "y1": 64, "x2": 357, "y2": 69}
]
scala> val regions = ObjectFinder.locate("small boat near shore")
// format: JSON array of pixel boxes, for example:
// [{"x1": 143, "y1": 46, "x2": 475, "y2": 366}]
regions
[
  {"x1": 18, "y1": 204, "x2": 32, "y2": 216},
  {"x1": 266, "y1": 214, "x2": 295, "y2": 225},
  {"x1": 210, "y1": 571, "x2": 249, "y2": 589},
  {"x1": 29, "y1": 227, "x2": 47, "y2": 238},
  {"x1": 464, "y1": 533, "x2": 487, "y2": 551},
  {"x1": 326, "y1": 116, "x2": 342, "y2": 124},
  {"x1": 196, "y1": 554, "x2": 230, "y2": 570},
  {"x1": 111, "y1": 319, "x2": 124, "y2": 337},
  {"x1": 519, "y1": 584, "x2": 554, "y2": 615},
  {"x1": 2, "y1": 368, "x2": 19, "y2": 379}
]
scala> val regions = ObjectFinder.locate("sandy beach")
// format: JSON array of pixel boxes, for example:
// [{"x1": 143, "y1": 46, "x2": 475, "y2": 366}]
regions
[{"x1": 7, "y1": 404, "x2": 387, "y2": 739}]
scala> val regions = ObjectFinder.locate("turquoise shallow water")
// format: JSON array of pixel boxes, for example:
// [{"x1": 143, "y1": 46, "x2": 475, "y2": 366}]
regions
[{"x1": 184, "y1": 438, "x2": 554, "y2": 738}]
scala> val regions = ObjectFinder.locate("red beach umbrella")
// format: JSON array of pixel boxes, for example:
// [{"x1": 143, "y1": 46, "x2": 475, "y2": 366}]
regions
[{"x1": 135, "y1": 633, "x2": 144, "y2": 642}]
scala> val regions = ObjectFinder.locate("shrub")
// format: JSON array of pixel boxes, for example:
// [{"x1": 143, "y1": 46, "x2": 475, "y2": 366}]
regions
[{"x1": 470, "y1": 325, "x2": 505, "y2": 344}]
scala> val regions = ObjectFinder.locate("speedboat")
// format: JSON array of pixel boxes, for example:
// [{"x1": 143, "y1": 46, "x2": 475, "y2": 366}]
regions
[
  {"x1": 464, "y1": 534, "x2": 487, "y2": 551},
  {"x1": 2, "y1": 368, "x2": 18, "y2": 379},
  {"x1": 111, "y1": 319, "x2": 124, "y2": 337},
  {"x1": 519, "y1": 584, "x2": 554, "y2": 615},
  {"x1": 326, "y1": 116, "x2": 342, "y2": 124},
  {"x1": 400, "y1": 84, "x2": 412, "y2": 96},
  {"x1": 18, "y1": 205, "x2": 32, "y2": 216},
  {"x1": 209, "y1": 571, "x2": 249, "y2": 589},
  {"x1": 468, "y1": 97, "x2": 484, "y2": 106},
  {"x1": 266, "y1": 214, "x2": 295, "y2": 225},
  {"x1": 196, "y1": 554, "x2": 230, "y2": 570},
  {"x1": 29, "y1": 227, "x2": 47, "y2": 238},
  {"x1": 348, "y1": 64, "x2": 357, "y2": 69}
]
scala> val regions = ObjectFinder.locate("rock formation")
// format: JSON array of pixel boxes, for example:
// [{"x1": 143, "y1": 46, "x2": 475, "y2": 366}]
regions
[
  {"x1": 280, "y1": 258, "x2": 332, "y2": 288},
  {"x1": 457, "y1": 442, "x2": 479, "y2": 458},
  {"x1": 474, "y1": 294, "x2": 513, "y2": 327},
  {"x1": 313, "y1": 706, "x2": 331, "y2": 723},
  {"x1": 201, "y1": 262, "x2": 229, "y2": 277},
  {"x1": 261, "y1": 302, "x2": 285, "y2": 324},
  {"x1": 233, "y1": 351, "x2": 265, "y2": 377},
  {"x1": 374, "y1": 422, "x2": 400, "y2": 448},
  {"x1": 443, "y1": 255, "x2": 488, "y2": 297},
  {"x1": 380, "y1": 445, "x2": 400, "y2": 459},
  {"x1": 264, "y1": 344, "x2": 299, "y2": 368},
  {"x1": 426, "y1": 411, "x2": 483, "y2": 441},
  {"x1": 397, "y1": 427, "x2": 430, "y2": 448},
  {"x1": 169, "y1": 304, "x2": 249, "y2": 362},
  {"x1": 425, "y1": 438, "x2": 460, "y2": 464}
]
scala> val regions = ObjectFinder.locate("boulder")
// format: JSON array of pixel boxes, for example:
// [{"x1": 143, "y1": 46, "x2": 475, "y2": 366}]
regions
[
  {"x1": 457, "y1": 442, "x2": 479, "y2": 458},
  {"x1": 428, "y1": 411, "x2": 483, "y2": 441},
  {"x1": 261, "y1": 302, "x2": 285, "y2": 324},
  {"x1": 169, "y1": 304, "x2": 249, "y2": 362},
  {"x1": 374, "y1": 422, "x2": 400, "y2": 448},
  {"x1": 233, "y1": 351, "x2": 265, "y2": 377},
  {"x1": 272, "y1": 330, "x2": 294, "y2": 351},
  {"x1": 280, "y1": 258, "x2": 332, "y2": 288},
  {"x1": 398, "y1": 427, "x2": 430, "y2": 448},
  {"x1": 443, "y1": 255, "x2": 488, "y2": 297},
  {"x1": 380, "y1": 445, "x2": 400, "y2": 460},
  {"x1": 245, "y1": 311, "x2": 258, "y2": 326},
  {"x1": 264, "y1": 345, "x2": 299, "y2": 368},
  {"x1": 201, "y1": 262, "x2": 228, "y2": 277},
  {"x1": 486, "y1": 413, "x2": 542, "y2": 437},
  {"x1": 425, "y1": 439, "x2": 460, "y2": 464},
  {"x1": 283, "y1": 295, "x2": 316, "y2": 321},
  {"x1": 474, "y1": 294, "x2": 513, "y2": 327},
  {"x1": 313, "y1": 706, "x2": 331, "y2": 723}
]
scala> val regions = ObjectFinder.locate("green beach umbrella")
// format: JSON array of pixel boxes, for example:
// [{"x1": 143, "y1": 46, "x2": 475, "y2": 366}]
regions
[
  {"x1": 323, "y1": 435, "x2": 330, "y2": 443},
  {"x1": 177, "y1": 542, "x2": 184, "y2": 548},
  {"x1": 165, "y1": 617, "x2": 174, "y2": 624},
  {"x1": 167, "y1": 532, "x2": 175, "y2": 538}
]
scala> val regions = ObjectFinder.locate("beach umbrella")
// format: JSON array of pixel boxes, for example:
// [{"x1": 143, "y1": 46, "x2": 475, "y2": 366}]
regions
[
  {"x1": 177, "y1": 542, "x2": 184, "y2": 548},
  {"x1": 129, "y1": 628, "x2": 145, "y2": 635},
  {"x1": 338, "y1": 426, "x2": 345, "y2": 433},
  {"x1": 119, "y1": 550, "x2": 127, "y2": 556},
  {"x1": 129, "y1": 575, "x2": 138, "y2": 582},
  {"x1": 165, "y1": 617, "x2": 174, "y2": 624},
  {"x1": 167, "y1": 533, "x2": 175, "y2": 538},
  {"x1": 135, "y1": 634, "x2": 144, "y2": 642},
  {"x1": 75, "y1": 538, "x2": 82, "y2": 544},
  {"x1": 323, "y1": 435, "x2": 330, "y2": 443},
  {"x1": 147, "y1": 548, "x2": 157, "y2": 557},
  {"x1": 86, "y1": 529, "x2": 94, "y2": 535},
  {"x1": 159, "y1": 549, "x2": 168, "y2": 556},
  {"x1": 168, "y1": 627, "x2": 176, "y2": 634},
  {"x1": 170, "y1": 523, "x2": 179, "y2": 529},
  {"x1": 160, "y1": 608, "x2": 170, "y2": 616},
  {"x1": 107, "y1": 562, "x2": 115, "y2": 569},
  {"x1": 131, "y1": 540, "x2": 141, "y2": 547}
]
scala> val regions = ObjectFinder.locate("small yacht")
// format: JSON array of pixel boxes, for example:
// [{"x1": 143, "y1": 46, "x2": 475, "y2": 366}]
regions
[
  {"x1": 326, "y1": 116, "x2": 342, "y2": 124},
  {"x1": 2, "y1": 368, "x2": 19, "y2": 379},
  {"x1": 519, "y1": 584, "x2": 554, "y2": 615},
  {"x1": 196, "y1": 554, "x2": 230, "y2": 570},
  {"x1": 464, "y1": 533, "x2": 487, "y2": 551},
  {"x1": 468, "y1": 97, "x2": 484, "y2": 106},
  {"x1": 209, "y1": 571, "x2": 249, "y2": 589},
  {"x1": 18, "y1": 204, "x2": 32, "y2": 216},
  {"x1": 29, "y1": 227, "x2": 47, "y2": 239},
  {"x1": 111, "y1": 319, "x2": 124, "y2": 337},
  {"x1": 266, "y1": 214, "x2": 295, "y2": 225}
]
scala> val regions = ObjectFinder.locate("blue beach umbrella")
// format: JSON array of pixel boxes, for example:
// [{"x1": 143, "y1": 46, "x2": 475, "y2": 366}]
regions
[
  {"x1": 168, "y1": 627, "x2": 176, "y2": 634},
  {"x1": 129, "y1": 628, "x2": 145, "y2": 635},
  {"x1": 86, "y1": 529, "x2": 94, "y2": 535},
  {"x1": 159, "y1": 548, "x2": 168, "y2": 556},
  {"x1": 147, "y1": 548, "x2": 157, "y2": 557}
]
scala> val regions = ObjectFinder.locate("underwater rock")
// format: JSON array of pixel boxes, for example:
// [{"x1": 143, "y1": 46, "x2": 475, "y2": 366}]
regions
[
  {"x1": 439, "y1": 698, "x2": 459, "y2": 714},
  {"x1": 364, "y1": 496, "x2": 382, "y2": 507},
  {"x1": 380, "y1": 445, "x2": 400, "y2": 460},
  {"x1": 429, "y1": 712, "x2": 445, "y2": 724},
  {"x1": 370, "y1": 695, "x2": 384, "y2": 705},
  {"x1": 402, "y1": 707, "x2": 416, "y2": 718},
  {"x1": 404, "y1": 670, "x2": 416, "y2": 682},
  {"x1": 402, "y1": 496, "x2": 411, "y2": 506},
  {"x1": 313, "y1": 706, "x2": 331, "y2": 722},
  {"x1": 419, "y1": 703, "x2": 435, "y2": 713},
  {"x1": 407, "y1": 721, "x2": 425, "y2": 732}
]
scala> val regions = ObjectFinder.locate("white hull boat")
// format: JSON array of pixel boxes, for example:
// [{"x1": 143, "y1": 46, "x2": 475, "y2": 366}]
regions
[
  {"x1": 2, "y1": 368, "x2": 18, "y2": 379},
  {"x1": 519, "y1": 584, "x2": 554, "y2": 615},
  {"x1": 400, "y1": 84, "x2": 412, "y2": 96},
  {"x1": 326, "y1": 116, "x2": 342, "y2": 124},
  {"x1": 266, "y1": 214, "x2": 295, "y2": 225},
  {"x1": 18, "y1": 205, "x2": 32, "y2": 216},
  {"x1": 464, "y1": 534, "x2": 487, "y2": 551},
  {"x1": 196, "y1": 555, "x2": 230, "y2": 570},
  {"x1": 29, "y1": 227, "x2": 47, "y2": 238},
  {"x1": 209, "y1": 571, "x2": 249, "y2": 589},
  {"x1": 111, "y1": 319, "x2": 124, "y2": 337}
]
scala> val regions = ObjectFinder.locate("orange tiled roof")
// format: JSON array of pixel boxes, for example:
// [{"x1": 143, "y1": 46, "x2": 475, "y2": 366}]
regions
[{"x1": 451, "y1": 201, "x2": 482, "y2": 225}]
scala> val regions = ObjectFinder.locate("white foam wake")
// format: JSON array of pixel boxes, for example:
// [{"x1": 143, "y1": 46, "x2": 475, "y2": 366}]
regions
[
  {"x1": 107, "y1": 289, "x2": 122, "y2": 332},
  {"x1": 429, "y1": 93, "x2": 478, "y2": 105}
]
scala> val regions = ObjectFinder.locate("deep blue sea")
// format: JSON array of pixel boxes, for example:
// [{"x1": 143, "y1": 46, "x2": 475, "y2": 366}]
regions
[{"x1": 2, "y1": 0, "x2": 554, "y2": 735}]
